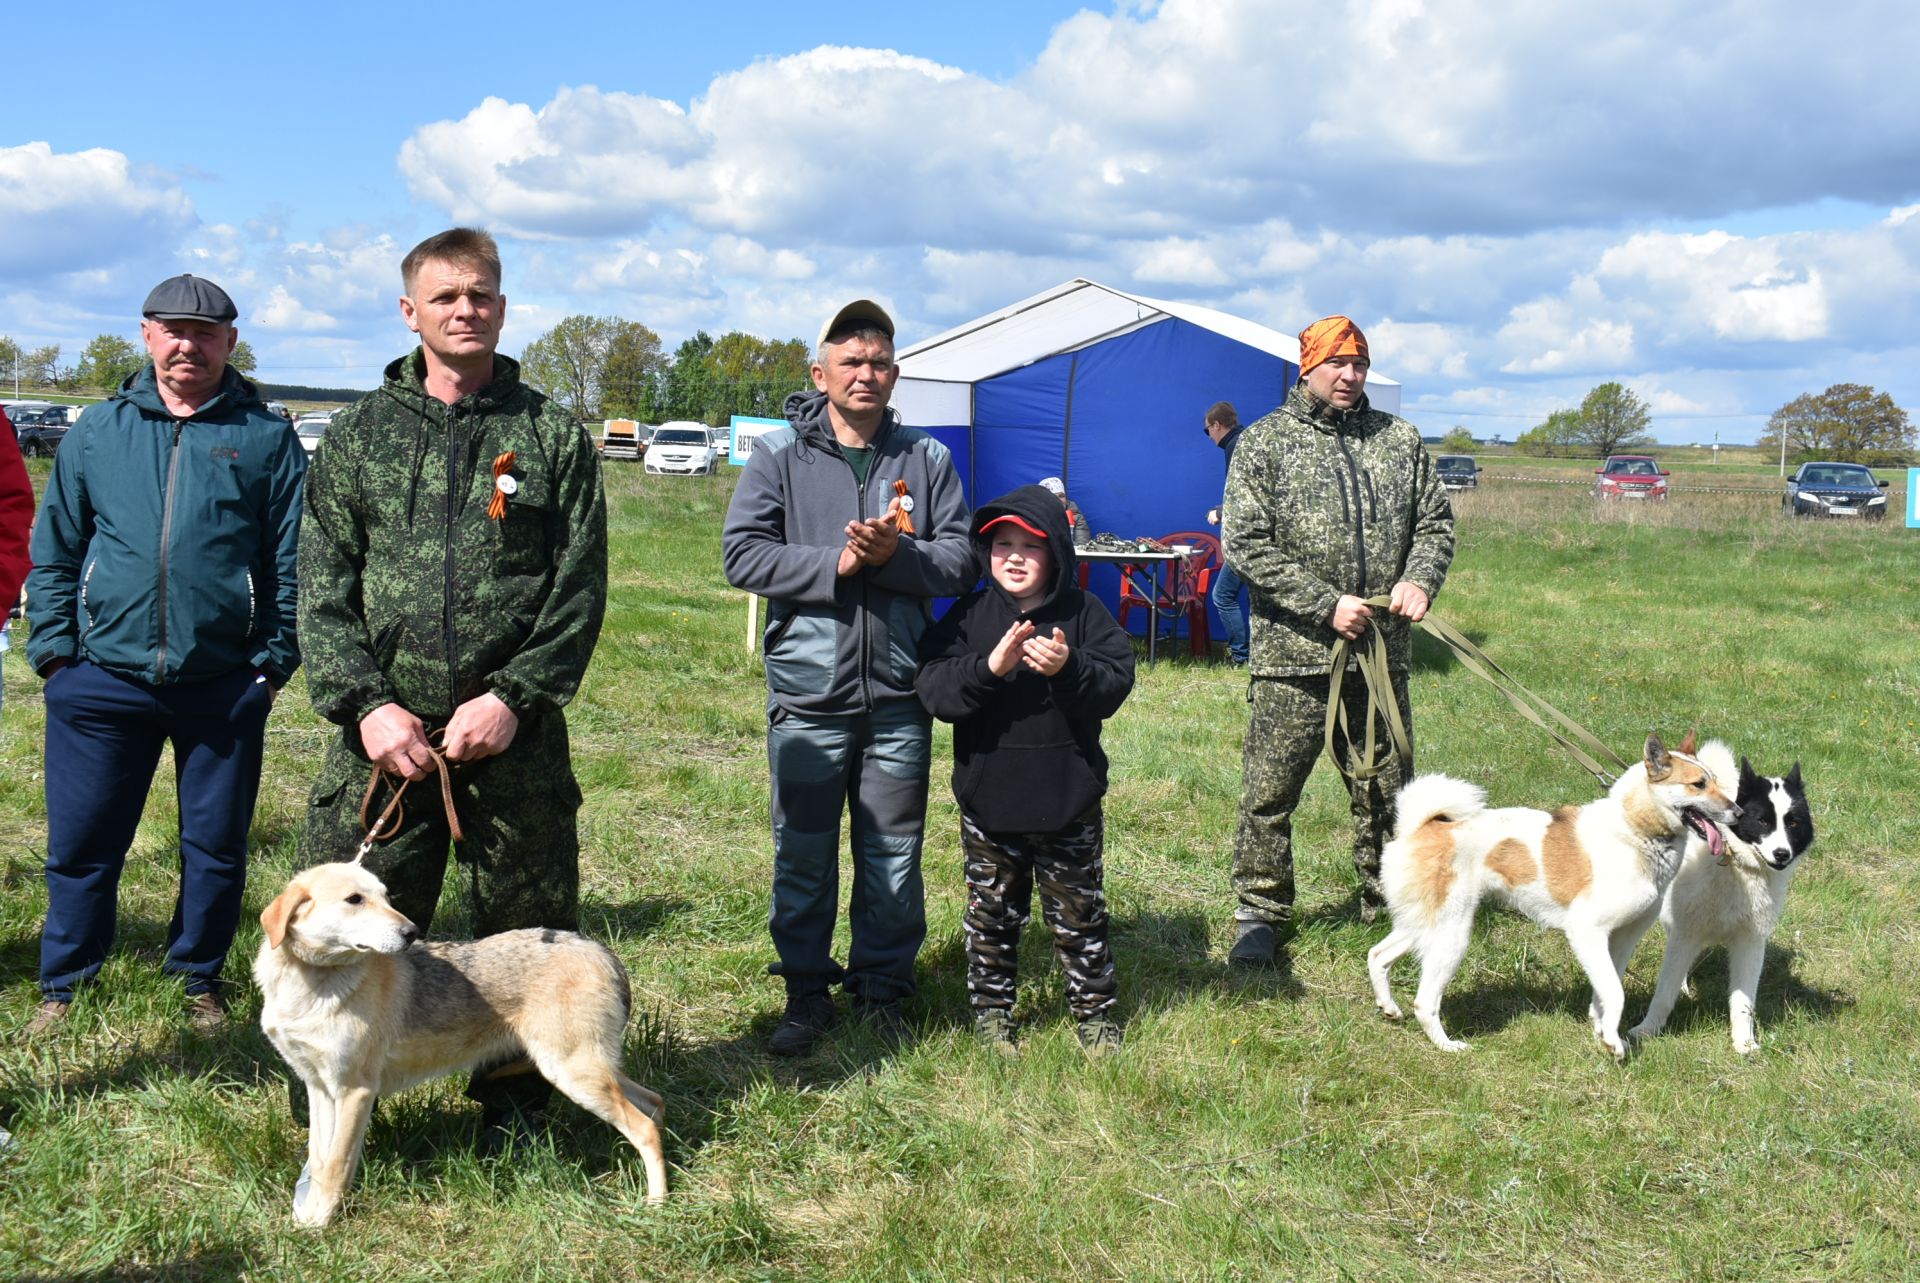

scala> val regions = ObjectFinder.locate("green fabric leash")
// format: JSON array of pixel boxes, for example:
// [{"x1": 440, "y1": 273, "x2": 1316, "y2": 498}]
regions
[{"x1": 1324, "y1": 595, "x2": 1633, "y2": 791}]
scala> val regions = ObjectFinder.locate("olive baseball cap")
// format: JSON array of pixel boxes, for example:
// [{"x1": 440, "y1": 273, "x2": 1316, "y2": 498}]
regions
[
  {"x1": 817, "y1": 298, "x2": 895, "y2": 350},
  {"x1": 142, "y1": 274, "x2": 238, "y2": 324}
]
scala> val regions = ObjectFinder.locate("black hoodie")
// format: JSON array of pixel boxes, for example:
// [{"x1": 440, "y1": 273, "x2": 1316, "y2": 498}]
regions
[{"x1": 915, "y1": 484, "x2": 1136, "y2": 833}]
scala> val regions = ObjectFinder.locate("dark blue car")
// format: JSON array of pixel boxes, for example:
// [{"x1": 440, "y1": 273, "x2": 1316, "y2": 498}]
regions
[{"x1": 1783, "y1": 461, "x2": 1890, "y2": 519}]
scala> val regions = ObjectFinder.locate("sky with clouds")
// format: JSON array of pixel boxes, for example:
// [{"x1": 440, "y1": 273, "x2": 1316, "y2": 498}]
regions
[{"x1": 6, "y1": 0, "x2": 1918, "y2": 443}]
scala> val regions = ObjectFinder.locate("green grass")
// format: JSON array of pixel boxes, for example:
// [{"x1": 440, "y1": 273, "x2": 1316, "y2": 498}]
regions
[{"x1": 3, "y1": 463, "x2": 1918, "y2": 1281}]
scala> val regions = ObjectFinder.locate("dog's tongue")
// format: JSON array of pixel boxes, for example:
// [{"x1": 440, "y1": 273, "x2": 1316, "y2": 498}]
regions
[{"x1": 1689, "y1": 813, "x2": 1724, "y2": 858}]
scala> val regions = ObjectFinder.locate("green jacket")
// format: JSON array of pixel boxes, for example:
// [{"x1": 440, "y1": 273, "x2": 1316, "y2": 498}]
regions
[
  {"x1": 25, "y1": 364, "x2": 305, "y2": 684},
  {"x1": 298, "y1": 350, "x2": 607, "y2": 731},
  {"x1": 1222, "y1": 383, "x2": 1454, "y2": 677}
]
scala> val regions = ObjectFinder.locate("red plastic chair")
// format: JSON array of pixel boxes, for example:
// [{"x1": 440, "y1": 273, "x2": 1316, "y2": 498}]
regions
[{"x1": 1115, "y1": 532, "x2": 1222, "y2": 656}]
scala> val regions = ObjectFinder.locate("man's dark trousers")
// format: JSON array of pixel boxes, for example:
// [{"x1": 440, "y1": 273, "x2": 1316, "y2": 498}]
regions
[{"x1": 40, "y1": 660, "x2": 272, "y2": 1001}]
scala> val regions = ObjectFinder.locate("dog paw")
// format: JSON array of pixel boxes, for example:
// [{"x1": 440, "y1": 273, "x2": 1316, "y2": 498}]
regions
[
  {"x1": 1733, "y1": 1036, "x2": 1759, "y2": 1055},
  {"x1": 1627, "y1": 1021, "x2": 1660, "y2": 1042},
  {"x1": 1435, "y1": 1037, "x2": 1471, "y2": 1053},
  {"x1": 1376, "y1": 999, "x2": 1404, "y2": 1021}
]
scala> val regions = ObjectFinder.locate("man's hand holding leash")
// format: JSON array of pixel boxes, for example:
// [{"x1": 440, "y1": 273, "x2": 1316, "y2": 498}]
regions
[
  {"x1": 1334, "y1": 582, "x2": 1431, "y2": 640},
  {"x1": 443, "y1": 692, "x2": 519, "y2": 763}
]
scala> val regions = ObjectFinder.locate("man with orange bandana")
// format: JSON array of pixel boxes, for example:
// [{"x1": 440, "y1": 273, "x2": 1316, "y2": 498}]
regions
[{"x1": 1219, "y1": 316, "x2": 1454, "y2": 969}]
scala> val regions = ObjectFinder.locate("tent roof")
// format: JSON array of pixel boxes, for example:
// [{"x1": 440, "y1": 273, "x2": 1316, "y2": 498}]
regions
[{"x1": 895, "y1": 277, "x2": 1399, "y2": 394}]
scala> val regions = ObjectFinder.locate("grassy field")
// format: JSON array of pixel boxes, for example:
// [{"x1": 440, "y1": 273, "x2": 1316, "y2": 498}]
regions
[{"x1": 2, "y1": 464, "x2": 1918, "y2": 1282}]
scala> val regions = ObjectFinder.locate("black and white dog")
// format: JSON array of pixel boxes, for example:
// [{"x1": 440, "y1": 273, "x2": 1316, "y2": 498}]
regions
[{"x1": 1626, "y1": 740, "x2": 1814, "y2": 1053}]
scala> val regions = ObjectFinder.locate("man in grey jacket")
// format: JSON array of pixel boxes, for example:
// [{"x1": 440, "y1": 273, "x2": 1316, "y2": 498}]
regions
[{"x1": 722, "y1": 299, "x2": 976, "y2": 1054}]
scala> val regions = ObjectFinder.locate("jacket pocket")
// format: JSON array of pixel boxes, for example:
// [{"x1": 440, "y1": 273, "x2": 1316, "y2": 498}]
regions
[
  {"x1": 492, "y1": 472, "x2": 553, "y2": 577},
  {"x1": 763, "y1": 605, "x2": 836, "y2": 697},
  {"x1": 885, "y1": 595, "x2": 931, "y2": 686}
]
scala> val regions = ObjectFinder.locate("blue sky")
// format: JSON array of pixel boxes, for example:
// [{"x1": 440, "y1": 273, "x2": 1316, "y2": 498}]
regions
[{"x1": 7, "y1": 0, "x2": 1919, "y2": 444}]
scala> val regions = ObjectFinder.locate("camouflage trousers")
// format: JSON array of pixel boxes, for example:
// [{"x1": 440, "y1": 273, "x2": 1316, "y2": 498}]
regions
[
  {"x1": 961, "y1": 807, "x2": 1117, "y2": 1021},
  {"x1": 296, "y1": 710, "x2": 583, "y2": 936},
  {"x1": 1231, "y1": 672, "x2": 1413, "y2": 937},
  {"x1": 296, "y1": 710, "x2": 584, "y2": 1115}
]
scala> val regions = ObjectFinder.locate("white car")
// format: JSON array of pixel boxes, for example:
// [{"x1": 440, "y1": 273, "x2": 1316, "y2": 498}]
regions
[
  {"x1": 644, "y1": 422, "x2": 720, "y2": 475},
  {"x1": 294, "y1": 412, "x2": 334, "y2": 456}
]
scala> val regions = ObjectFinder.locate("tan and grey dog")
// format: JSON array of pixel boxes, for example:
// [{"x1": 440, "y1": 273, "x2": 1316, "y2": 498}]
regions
[
  {"x1": 255, "y1": 861, "x2": 667, "y2": 1226},
  {"x1": 1367, "y1": 733, "x2": 1741, "y2": 1060}
]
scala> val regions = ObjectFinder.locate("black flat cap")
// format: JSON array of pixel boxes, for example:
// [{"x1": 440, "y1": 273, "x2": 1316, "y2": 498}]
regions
[{"x1": 142, "y1": 274, "x2": 237, "y2": 324}]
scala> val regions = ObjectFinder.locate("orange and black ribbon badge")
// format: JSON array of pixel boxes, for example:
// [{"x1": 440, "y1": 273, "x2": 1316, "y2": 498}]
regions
[
  {"x1": 889, "y1": 479, "x2": 916, "y2": 535},
  {"x1": 487, "y1": 451, "x2": 518, "y2": 521}
]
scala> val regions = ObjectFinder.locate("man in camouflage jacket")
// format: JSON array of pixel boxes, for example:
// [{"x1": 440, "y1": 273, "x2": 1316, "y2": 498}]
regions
[
  {"x1": 297, "y1": 229, "x2": 607, "y2": 1116},
  {"x1": 1220, "y1": 316, "x2": 1454, "y2": 967}
]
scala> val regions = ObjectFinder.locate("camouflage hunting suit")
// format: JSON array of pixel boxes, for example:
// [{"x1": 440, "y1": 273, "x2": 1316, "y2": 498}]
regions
[
  {"x1": 1221, "y1": 382, "x2": 1453, "y2": 928},
  {"x1": 296, "y1": 350, "x2": 607, "y2": 937},
  {"x1": 961, "y1": 809, "x2": 1117, "y2": 1021}
]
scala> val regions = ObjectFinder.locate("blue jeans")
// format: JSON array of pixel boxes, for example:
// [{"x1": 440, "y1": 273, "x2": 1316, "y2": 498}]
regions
[
  {"x1": 766, "y1": 698, "x2": 931, "y2": 1002},
  {"x1": 40, "y1": 660, "x2": 272, "y2": 1001},
  {"x1": 1211, "y1": 560, "x2": 1251, "y2": 664}
]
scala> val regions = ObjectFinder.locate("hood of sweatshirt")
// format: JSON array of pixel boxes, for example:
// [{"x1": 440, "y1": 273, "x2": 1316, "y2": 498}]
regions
[{"x1": 971, "y1": 483, "x2": 1078, "y2": 614}]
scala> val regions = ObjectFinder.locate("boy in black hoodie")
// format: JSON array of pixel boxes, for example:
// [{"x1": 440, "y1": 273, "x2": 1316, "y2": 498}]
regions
[{"x1": 915, "y1": 484, "x2": 1136, "y2": 1055}]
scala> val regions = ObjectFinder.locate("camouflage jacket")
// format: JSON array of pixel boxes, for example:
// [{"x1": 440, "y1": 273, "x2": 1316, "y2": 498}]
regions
[
  {"x1": 1222, "y1": 383, "x2": 1454, "y2": 677},
  {"x1": 298, "y1": 350, "x2": 607, "y2": 731}
]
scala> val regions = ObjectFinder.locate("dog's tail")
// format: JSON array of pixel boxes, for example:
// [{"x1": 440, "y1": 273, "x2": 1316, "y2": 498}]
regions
[{"x1": 1390, "y1": 774, "x2": 1487, "y2": 843}]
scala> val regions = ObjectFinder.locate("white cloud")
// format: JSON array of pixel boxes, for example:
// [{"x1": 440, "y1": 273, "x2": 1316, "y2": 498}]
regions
[
  {"x1": 254, "y1": 285, "x2": 338, "y2": 332},
  {"x1": 0, "y1": 142, "x2": 194, "y2": 281}
]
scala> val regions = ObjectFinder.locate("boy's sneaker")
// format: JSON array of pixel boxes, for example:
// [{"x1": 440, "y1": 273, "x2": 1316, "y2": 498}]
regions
[
  {"x1": 26, "y1": 1000, "x2": 70, "y2": 1036},
  {"x1": 1076, "y1": 1016, "x2": 1124, "y2": 1058},
  {"x1": 973, "y1": 1009, "x2": 1018, "y2": 1056},
  {"x1": 768, "y1": 992, "x2": 837, "y2": 1057}
]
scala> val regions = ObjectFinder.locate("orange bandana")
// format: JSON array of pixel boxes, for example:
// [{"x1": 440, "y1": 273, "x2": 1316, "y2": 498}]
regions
[{"x1": 1298, "y1": 315, "x2": 1369, "y2": 374}]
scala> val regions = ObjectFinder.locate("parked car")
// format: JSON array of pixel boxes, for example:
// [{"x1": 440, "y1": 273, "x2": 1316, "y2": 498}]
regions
[
  {"x1": 294, "y1": 412, "x2": 334, "y2": 457},
  {"x1": 1593, "y1": 454, "x2": 1669, "y2": 501},
  {"x1": 1783, "y1": 461, "x2": 1890, "y2": 519},
  {"x1": 644, "y1": 422, "x2": 720, "y2": 475},
  {"x1": 600, "y1": 418, "x2": 653, "y2": 461},
  {"x1": 9, "y1": 406, "x2": 71, "y2": 457},
  {"x1": 1435, "y1": 455, "x2": 1479, "y2": 490}
]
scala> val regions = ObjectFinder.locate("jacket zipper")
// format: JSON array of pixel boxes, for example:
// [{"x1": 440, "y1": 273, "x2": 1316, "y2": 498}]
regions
[
  {"x1": 154, "y1": 419, "x2": 185, "y2": 680},
  {"x1": 245, "y1": 569, "x2": 257, "y2": 637},
  {"x1": 81, "y1": 553, "x2": 98, "y2": 637},
  {"x1": 855, "y1": 447, "x2": 872, "y2": 712},
  {"x1": 444, "y1": 402, "x2": 460, "y2": 719},
  {"x1": 1334, "y1": 433, "x2": 1369, "y2": 591}
]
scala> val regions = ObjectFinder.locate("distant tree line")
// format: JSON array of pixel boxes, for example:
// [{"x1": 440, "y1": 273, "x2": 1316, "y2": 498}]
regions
[
  {"x1": 1515, "y1": 380, "x2": 1915, "y2": 464},
  {"x1": 519, "y1": 316, "x2": 812, "y2": 427},
  {"x1": 2, "y1": 332, "x2": 261, "y2": 396},
  {"x1": 256, "y1": 383, "x2": 368, "y2": 404}
]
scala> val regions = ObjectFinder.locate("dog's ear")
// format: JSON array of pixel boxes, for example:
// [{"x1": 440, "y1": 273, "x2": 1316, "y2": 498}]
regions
[
  {"x1": 1786, "y1": 761, "x2": 1803, "y2": 790},
  {"x1": 261, "y1": 885, "x2": 310, "y2": 949},
  {"x1": 1678, "y1": 728, "x2": 1698, "y2": 756},
  {"x1": 1644, "y1": 733, "x2": 1671, "y2": 782}
]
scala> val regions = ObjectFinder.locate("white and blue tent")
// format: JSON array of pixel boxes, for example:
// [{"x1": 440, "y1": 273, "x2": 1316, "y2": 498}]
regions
[{"x1": 891, "y1": 278, "x2": 1401, "y2": 630}]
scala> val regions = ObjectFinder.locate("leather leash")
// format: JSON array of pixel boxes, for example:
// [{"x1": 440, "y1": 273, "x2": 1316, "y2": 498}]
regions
[
  {"x1": 1325, "y1": 595, "x2": 1632, "y2": 791},
  {"x1": 353, "y1": 741, "x2": 464, "y2": 863}
]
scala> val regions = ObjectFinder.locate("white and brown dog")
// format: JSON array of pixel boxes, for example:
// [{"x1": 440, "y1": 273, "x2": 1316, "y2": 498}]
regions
[
  {"x1": 1626, "y1": 740, "x2": 1814, "y2": 1054},
  {"x1": 255, "y1": 861, "x2": 667, "y2": 1227},
  {"x1": 1367, "y1": 733, "x2": 1741, "y2": 1059}
]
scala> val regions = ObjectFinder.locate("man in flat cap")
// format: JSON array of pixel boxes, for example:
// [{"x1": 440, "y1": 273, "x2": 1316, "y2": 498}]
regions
[
  {"x1": 295, "y1": 227, "x2": 606, "y2": 1136},
  {"x1": 1220, "y1": 316, "x2": 1454, "y2": 969},
  {"x1": 723, "y1": 299, "x2": 976, "y2": 1055},
  {"x1": 25, "y1": 274, "x2": 305, "y2": 1033}
]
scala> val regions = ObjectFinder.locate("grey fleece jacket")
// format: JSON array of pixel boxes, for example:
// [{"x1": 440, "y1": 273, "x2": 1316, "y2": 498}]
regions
[{"x1": 722, "y1": 390, "x2": 978, "y2": 716}]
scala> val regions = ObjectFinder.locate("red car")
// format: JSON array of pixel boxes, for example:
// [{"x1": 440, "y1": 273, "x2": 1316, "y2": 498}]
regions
[{"x1": 1594, "y1": 454, "x2": 1669, "y2": 501}]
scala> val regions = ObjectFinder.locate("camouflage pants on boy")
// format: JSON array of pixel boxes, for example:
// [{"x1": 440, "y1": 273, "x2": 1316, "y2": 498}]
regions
[{"x1": 961, "y1": 808, "x2": 1116, "y2": 1021}]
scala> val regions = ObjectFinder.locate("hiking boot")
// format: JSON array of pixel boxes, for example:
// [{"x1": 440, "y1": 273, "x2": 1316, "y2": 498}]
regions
[
  {"x1": 186, "y1": 991, "x2": 228, "y2": 1031},
  {"x1": 1227, "y1": 921, "x2": 1277, "y2": 968},
  {"x1": 1076, "y1": 1015, "x2": 1124, "y2": 1058},
  {"x1": 851, "y1": 997, "x2": 910, "y2": 1046},
  {"x1": 973, "y1": 1008, "x2": 1018, "y2": 1056},
  {"x1": 767, "y1": 992, "x2": 837, "y2": 1057},
  {"x1": 26, "y1": 999, "x2": 71, "y2": 1035}
]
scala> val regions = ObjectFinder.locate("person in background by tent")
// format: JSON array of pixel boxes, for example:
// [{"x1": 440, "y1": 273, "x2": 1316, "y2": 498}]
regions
[
  {"x1": 1220, "y1": 316, "x2": 1454, "y2": 971},
  {"x1": 1038, "y1": 476, "x2": 1089, "y2": 547},
  {"x1": 1201, "y1": 401, "x2": 1250, "y2": 666}
]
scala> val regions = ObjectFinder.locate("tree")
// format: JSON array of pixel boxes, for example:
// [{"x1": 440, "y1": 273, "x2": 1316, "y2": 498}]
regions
[
  {"x1": 1515, "y1": 408, "x2": 1581, "y2": 458},
  {"x1": 520, "y1": 314, "x2": 613, "y2": 424},
  {"x1": 1439, "y1": 425, "x2": 1475, "y2": 453},
  {"x1": 706, "y1": 331, "x2": 812, "y2": 420},
  {"x1": 26, "y1": 344, "x2": 61, "y2": 386},
  {"x1": 661, "y1": 331, "x2": 718, "y2": 424},
  {"x1": 1761, "y1": 384, "x2": 1915, "y2": 466},
  {"x1": 599, "y1": 320, "x2": 667, "y2": 420},
  {"x1": 230, "y1": 339, "x2": 257, "y2": 376},
  {"x1": 0, "y1": 336, "x2": 18, "y2": 384},
  {"x1": 76, "y1": 334, "x2": 144, "y2": 392},
  {"x1": 1569, "y1": 382, "x2": 1653, "y2": 457}
]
